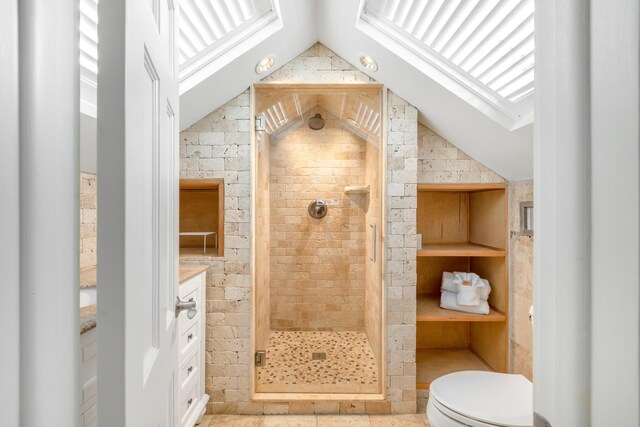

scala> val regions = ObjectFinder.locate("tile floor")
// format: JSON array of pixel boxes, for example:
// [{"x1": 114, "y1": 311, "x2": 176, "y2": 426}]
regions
[
  {"x1": 257, "y1": 331, "x2": 379, "y2": 393},
  {"x1": 199, "y1": 414, "x2": 430, "y2": 426}
]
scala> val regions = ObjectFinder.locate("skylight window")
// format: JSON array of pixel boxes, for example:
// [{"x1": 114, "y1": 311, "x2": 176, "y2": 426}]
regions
[
  {"x1": 178, "y1": 0, "x2": 278, "y2": 81},
  {"x1": 359, "y1": 0, "x2": 535, "y2": 128},
  {"x1": 80, "y1": 0, "x2": 99, "y2": 117}
]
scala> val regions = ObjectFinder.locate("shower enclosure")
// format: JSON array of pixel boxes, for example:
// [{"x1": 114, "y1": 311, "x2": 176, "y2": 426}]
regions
[{"x1": 252, "y1": 84, "x2": 385, "y2": 397}]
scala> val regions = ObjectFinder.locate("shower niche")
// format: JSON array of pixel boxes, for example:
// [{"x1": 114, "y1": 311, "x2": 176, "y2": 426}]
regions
[
  {"x1": 252, "y1": 84, "x2": 385, "y2": 397},
  {"x1": 179, "y1": 179, "x2": 224, "y2": 257}
]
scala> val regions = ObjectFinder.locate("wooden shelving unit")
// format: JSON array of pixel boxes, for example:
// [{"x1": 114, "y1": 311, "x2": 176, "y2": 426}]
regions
[{"x1": 415, "y1": 183, "x2": 509, "y2": 389}]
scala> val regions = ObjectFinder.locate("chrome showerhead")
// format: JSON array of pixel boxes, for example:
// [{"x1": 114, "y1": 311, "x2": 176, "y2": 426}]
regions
[{"x1": 308, "y1": 113, "x2": 325, "y2": 130}]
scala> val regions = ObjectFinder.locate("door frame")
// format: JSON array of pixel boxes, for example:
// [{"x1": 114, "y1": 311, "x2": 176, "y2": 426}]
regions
[
  {"x1": 0, "y1": 1, "x2": 22, "y2": 425},
  {"x1": 9, "y1": 1, "x2": 80, "y2": 426},
  {"x1": 534, "y1": 0, "x2": 640, "y2": 425}
]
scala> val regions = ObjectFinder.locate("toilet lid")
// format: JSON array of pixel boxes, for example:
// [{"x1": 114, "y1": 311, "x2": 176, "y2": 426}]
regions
[{"x1": 430, "y1": 371, "x2": 533, "y2": 427}]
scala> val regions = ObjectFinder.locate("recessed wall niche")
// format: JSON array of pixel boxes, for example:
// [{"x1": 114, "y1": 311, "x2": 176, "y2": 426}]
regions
[{"x1": 179, "y1": 179, "x2": 224, "y2": 257}]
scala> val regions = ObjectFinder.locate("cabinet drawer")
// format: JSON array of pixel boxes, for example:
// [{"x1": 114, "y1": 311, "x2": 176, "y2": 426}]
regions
[
  {"x1": 179, "y1": 272, "x2": 203, "y2": 298},
  {"x1": 178, "y1": 286, "x2": 200, "y2": 334},
  {"x1": 179, "y1": 321, "x2": 199, "y2": 356},
  {"x1": 179, "y1": 348, "x2": 199, "y2": 390},
  {"x1": 81, "y1": 330, "x2": 97, "y2": 405},
  {"x1": 179, "y1": 381, "x2": 199, "y2": 427},
  {"x1": 82, "y1": 402, "x2": 97, "y2": 427}
]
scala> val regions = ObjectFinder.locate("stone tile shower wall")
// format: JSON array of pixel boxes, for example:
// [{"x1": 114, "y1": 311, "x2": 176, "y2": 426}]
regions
[
  {"x1": 269, "y1": 108, "x2": 367, "y2": 331},
  {"x1": 80, "y1": 172, "x2": 97, "y2": 270},
  {"x1": 180, "y1": 89, "x2": 253, "y2": 414},
  {"x1": 180, "y1": 43, "x2": 418, "y2": 415},
  {"x1": 384, "y1": 93, "x2": 419, "y2": 414}
]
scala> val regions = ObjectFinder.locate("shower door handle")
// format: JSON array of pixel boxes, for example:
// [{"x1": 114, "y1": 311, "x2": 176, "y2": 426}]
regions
[{"x1": 370, "y1": 224, "x2": 376, "y2": 262}]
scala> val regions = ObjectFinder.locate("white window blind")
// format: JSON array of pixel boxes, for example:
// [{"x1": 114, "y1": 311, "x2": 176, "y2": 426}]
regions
[
  {"x1": 178, "y1": 0, "x2": 274, "y2": 70},
  {"x1": 361, "y1": 0, "x2": 535, "y2": 104},
  {"x1": 80, "y1": 0, "x2": 99, "y2": 116}
]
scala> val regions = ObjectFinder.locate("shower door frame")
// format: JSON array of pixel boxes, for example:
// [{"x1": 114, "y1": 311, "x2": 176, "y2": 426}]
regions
[{"x1": 250, "y1": 83, "x2": 388, "y2": 401}]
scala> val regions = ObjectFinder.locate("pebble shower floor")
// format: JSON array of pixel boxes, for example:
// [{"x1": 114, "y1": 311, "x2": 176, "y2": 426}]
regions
[{"x1": 256, "y1": 331, "x2": 379, "y2": 393}]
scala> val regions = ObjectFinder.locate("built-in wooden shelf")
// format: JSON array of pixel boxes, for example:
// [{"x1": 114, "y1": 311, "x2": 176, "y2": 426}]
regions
[
  {"x1": 417, "y1": 243, "x2": 506, "y2": 257},
  {"x1": 416, "y1": 183, "x2": 509, "y2": 390},
  {"x1": 416, "y1": 348, "x2": 493, "y2": 389},
  {"x1": 416, "y1": 294, "x2": 506, "y2": 322}
]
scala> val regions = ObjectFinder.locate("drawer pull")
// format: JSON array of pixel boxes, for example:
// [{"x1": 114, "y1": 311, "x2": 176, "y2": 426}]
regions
[
  {"x1": 187, "y1": 398, "x2": 193, "y2": 406},
  {"x1": 187, "y1": 366, "x2": 193, "y2": 374},
  {"x1": 188, "y1": 333, "x2": 193, "y2": 341}
]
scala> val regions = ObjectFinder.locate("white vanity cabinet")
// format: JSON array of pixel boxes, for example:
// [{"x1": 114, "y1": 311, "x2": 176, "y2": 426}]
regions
[
  {"x1": 80, "y1": 327, "x2": 97, "y2": 427},
  {"x1": 177, "y1": 268, "x2": 209, "y2": 427}
]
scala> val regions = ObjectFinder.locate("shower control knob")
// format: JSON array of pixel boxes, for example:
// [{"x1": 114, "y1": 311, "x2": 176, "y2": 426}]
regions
[{"x1": 308, "y1": 200, "x2": 328, "y2": 219}]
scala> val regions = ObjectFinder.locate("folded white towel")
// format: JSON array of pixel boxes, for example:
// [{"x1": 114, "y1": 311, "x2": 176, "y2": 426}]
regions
[
  {"x1": 441, "y1": 271, "x2": 491, "y2": 300},
  {"x1": 456, "y1": 283, "x2": 480, "y2": 306},
  {"x1": 440, "y1": 291, "x2": 490, "y2": 315}
]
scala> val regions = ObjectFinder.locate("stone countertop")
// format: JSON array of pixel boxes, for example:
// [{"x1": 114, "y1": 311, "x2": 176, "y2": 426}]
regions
[
  {"x1": 179, "y1": 264, "x2": 209, "y2": 284},
  {"x1": 80, "y1": 304, "x2": 97, "y2": 335},
  {"x1": 80, "y1": 266, "x2": 97, "y2": 289},
  {"x1": 79, "y1": 265, "x2": 207, "y2": 335}
]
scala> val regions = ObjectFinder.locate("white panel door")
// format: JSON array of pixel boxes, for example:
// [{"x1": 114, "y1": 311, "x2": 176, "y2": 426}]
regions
[{"x1": 98, "y1": 0, "x2": 179, "y2": 425}]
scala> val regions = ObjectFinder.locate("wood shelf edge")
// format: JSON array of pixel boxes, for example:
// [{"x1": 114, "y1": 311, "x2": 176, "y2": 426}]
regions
[
  {"x1": 416, "y1": 243, "x2": 506, "y2": 257},
  {"x1": 416, "y1": 294, "x2": 506, "y2": 322},
  {"x1": 417, "y1": 183, "x2": 507, "y2": 192}
]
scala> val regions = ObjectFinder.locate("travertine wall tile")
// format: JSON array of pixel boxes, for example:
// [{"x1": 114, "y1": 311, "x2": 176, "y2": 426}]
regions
[
  {"x1": 268, "y1": 108, "x2": 367, "y2": 331},
  {"x1": 181, "y1": 88, "x2": 253, "y2": 415},
  {"x1": 180, "y1": 42, "x2": 417, "y2": 415},
  {"x1": 386, "y1": 92, "x2": 418, "y2": 415},
  {"x1": 80, "y1": 172, "x2": 97, "y2": 270},
  {"x1": 509, "y1": 180, "x2": 534, "y2": 380},
  {"x1": 417, "y1": 125, "x2": 505, "y2": 184}
]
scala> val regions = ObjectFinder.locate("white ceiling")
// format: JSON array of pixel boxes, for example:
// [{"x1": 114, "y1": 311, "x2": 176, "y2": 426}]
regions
[{"x1": 179, "y1": 0, "x2": 533, "y2": 180}]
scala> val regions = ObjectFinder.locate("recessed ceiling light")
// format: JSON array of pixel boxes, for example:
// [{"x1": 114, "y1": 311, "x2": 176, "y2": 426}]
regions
[
  {"x1": 359, "y1": 54, "x2": 378, "y2": 72},
  {"x1": 255, "y1": 55, "x2": 275, "y2": 74}
]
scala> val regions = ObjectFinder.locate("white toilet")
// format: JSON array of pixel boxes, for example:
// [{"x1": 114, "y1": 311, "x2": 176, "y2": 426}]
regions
[{"x1": 426, "y1": 370, "x2": 533, "y2": 427}]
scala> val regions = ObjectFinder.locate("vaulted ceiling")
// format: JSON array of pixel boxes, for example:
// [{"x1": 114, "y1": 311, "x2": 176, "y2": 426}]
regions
[
  {"x1": 178, "y1": 0, "x2": 534, "y2": 180},
  {"x1": 82, "y1": 0, "x2": 534, "y2": 180}
]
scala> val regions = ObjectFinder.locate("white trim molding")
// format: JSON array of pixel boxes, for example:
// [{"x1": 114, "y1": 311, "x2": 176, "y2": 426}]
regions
[
  {"x1": 0, "y1": 1, "x2": 21, "y2": 425},
  {"x1": 534, "y1": 0, "x2": 639, "y2": 425},
  {"x1": 18, "y1": 0, "x2": 80, "y2": 425}
]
